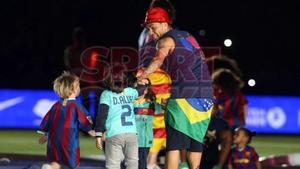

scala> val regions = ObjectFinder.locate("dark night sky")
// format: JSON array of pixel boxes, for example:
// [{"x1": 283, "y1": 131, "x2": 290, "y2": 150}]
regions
[{"x1": 0, "y1": 0, "x2": 299, "y2": 96}]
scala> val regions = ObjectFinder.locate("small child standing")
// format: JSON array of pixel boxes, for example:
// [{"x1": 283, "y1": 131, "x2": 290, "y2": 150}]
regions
[
  {"x1": 38, "y1": 71, "x2": 95, "y2": 169},
  {"x1": 94, "y1": 67, "x2": 143, "y2": 169},
  {"x1": 228, "y1": 127, "x2": 261, "y2": 169},
  {"x1": 133, "y1": 81, "x2": 162, "y2": 169}
]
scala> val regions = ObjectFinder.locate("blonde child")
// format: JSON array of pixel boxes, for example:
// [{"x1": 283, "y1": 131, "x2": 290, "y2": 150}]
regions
[{"x1": 39, "y1": 71, "x2": 94, "y2": 169}]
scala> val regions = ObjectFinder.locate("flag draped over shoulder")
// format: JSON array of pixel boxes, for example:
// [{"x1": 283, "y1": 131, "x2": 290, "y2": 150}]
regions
[
  {"x1": 148, "y1": 69, "x2": 172, "y2": 104},
  {"x1": 166, "y1": 98, "x2": 213, "y2": 142},
  {"x1": 148, "y1": 69, "x2": 172, "y2": 139}
]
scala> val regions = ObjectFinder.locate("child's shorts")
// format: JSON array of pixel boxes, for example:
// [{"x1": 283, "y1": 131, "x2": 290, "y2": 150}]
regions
[{"x1": 166, "y1": 124, "x2": 203, "y2": 152}]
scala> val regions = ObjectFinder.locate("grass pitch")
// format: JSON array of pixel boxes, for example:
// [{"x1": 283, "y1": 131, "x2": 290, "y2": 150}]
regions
[{"x1": 0, "y1": 130, "x2": 300, "y2": 158}]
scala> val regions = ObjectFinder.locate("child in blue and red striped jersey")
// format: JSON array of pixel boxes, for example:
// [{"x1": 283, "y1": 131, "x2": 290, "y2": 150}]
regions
[
  {"x1": 228, "y1": 127, "x2": 261, "y2": 169},
  {"x1": 38, "y1": 71, "x2": 95, "y2": 169},
  {"x1": 212, "y1": 68, "x2": 248, "y2": 131}
]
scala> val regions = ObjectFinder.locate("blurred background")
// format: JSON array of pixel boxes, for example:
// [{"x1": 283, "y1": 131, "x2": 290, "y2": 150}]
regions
[{"x1": 0, "y1": 0, "x2": 299, "y2": 168}]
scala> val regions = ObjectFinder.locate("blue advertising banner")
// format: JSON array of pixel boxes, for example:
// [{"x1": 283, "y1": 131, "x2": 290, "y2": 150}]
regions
[
  {"x1": 0, "y1": 89, "x2": 300, "y2": 134},
  {"x1": 0, "y1": 89, "x2": 58, "y2": 129},
  {"x1": 246, "y1": 96, "x2": 300, "y2": 134}
]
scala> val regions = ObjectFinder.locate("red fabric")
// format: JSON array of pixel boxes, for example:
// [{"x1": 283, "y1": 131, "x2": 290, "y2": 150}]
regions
[
  {"x1": 61, "y1": 104, "x2": 72, "y2": 165},
  {"x1": 151, "y1": 83, "x2": 171, "y2": 94},
  {"x1": 153, "y1": 128, "x2": 167, "y2": 138},
  {"x1": 49, "y1": 103, "x2": 61, "y2": 163},
  {"x1": 144, "y1": 7, "x2": 170, "y2": 25},
  {"x1": 135, "y1": 108, "x2": 155, "y2": 115},
  {"x1": 214, "y1": 88, "x2": 247, "y2": 127}
]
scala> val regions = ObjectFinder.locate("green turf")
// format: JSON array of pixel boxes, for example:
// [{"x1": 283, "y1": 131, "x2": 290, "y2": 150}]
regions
[
  {"x1": 251, "y1": 135, "x2": 300, "y2": 157},
  {"x1": 0, "y1": 130, "x2": 102, "y2": 156},
  {"x1": 0, "y1": 130, "x2": 300, "y2": 158}
]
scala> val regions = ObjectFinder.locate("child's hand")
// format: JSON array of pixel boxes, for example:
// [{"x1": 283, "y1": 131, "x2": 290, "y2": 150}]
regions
[
  {"x1": 39, "y1": 135, "x2": 48, "y2": 144},
  {"x1": 88, "y1": 130, "x2": 96, "y2": 137},
  {"x1": 95, "y1": 137, "x2": 103, "y2": 150},
  {"x1": 86, "y1": 116, "x2": 93, "y2": 124},
  {"x1": 137, "y1": 78, "x2": 149, "y2": 85},
  {"x1": 102, "y1": 132, "x2": 106, "y2": 141}
]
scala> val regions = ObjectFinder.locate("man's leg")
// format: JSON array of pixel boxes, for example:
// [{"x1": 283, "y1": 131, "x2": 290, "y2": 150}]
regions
[
  {"x1": 166, "y1": 150, "x2": 180, "y2": 169},
  {"x1": 187, "y1": 151, "x2": 202, "y2": 169}
]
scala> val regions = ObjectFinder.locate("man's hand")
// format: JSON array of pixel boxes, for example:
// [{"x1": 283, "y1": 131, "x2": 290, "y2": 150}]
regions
[{"x1": 136, "y1": 68, "x2": 146, "y2": 78}]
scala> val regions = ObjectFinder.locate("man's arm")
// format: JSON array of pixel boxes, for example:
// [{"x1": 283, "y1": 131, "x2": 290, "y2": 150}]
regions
[
  {"x1": 142, "y1": 37, "x2": 175, "y2": 78},
  {"x1": 218, "y1": 130, "x2": 232, "y2": 167}
]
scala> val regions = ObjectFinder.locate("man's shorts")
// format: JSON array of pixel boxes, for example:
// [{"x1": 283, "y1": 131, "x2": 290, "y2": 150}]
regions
[{"x1": 166, "y1": 124, "x2": 203, "y2": 152}]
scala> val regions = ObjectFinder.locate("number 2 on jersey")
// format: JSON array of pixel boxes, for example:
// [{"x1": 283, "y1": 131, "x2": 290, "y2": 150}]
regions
[{"x1": 121, "y1": 105, "x2": 133, "y2": 126}]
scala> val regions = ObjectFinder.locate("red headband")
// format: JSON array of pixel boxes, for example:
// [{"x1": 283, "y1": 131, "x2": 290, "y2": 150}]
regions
[{"x1": 143, "y1": 7, "x2": 171, "y2": 25}]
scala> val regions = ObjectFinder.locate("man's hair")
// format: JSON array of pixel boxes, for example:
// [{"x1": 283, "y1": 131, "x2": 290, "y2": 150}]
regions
[
  {"x1": 150, "y1": 0, "x2": 176, "y2": 23},
  {"x1": 53, "y1": 71, "x2": 79, "y2": 99}
]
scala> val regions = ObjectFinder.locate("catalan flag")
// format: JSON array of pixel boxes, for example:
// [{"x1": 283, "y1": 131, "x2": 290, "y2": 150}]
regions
[
  {"x1": 148, "y1": 69, "x2": 172, "y2": 152},
  {"x1": 166, "y1": 98, "x2": 213, "y2": 142}
]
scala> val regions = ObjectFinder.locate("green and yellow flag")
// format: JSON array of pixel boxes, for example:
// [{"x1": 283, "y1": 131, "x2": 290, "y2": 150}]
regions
[{"x1": 166, "y1": 98, "x2": 213, "y2": 142}]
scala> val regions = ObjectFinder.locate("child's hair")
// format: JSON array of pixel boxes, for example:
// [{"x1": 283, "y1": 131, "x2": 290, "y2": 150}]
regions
[
  {"x1": 53, "y1": 71, "x2": 79, "y2": 99},
  {"x1": 212, "y1": 68, "x2": 244, "y2": 93},
  {"x1": 104, "y1": 63, "x2": 127, "y2": 93},
  {"x1": 126, "y1": 72, "x2": 156, "y2": 102},
  {"x1": 235, "y1": 127, "x2": 256, "y2": 144}
]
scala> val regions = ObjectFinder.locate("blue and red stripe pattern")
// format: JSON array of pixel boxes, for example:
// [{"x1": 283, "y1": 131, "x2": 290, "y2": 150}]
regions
[
  {"x1": 40, "y1": 99, "x2": 92, "y2": 169},
  {"x1": 228, "y1": 145, "x2": 259, "y2": 169}
]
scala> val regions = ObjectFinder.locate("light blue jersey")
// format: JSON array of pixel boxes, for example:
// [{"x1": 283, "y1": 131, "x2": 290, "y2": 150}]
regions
[{"x1": 100, "y1": 87, "x2": 138, "y2": 138}]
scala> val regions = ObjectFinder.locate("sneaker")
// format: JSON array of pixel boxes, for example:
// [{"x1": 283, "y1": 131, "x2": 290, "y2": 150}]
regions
[
  {"x1": 41, "y1": 163, "x2": 52, "y2": 169},
  {"x1": 179, "y1": 162, "x2": 189, "y2": 169},
  {"x1": 147, "y1": 164, "x2": 161, "y2": 169}
]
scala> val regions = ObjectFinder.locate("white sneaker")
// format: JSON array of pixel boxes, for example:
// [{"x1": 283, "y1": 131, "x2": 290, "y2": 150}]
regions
[
  {"x1": 41, "y1": 163, "x2": 52, "y2": 169},
  {"x1": 147, "y1": 164, "x2": 161, "y2": 169}
]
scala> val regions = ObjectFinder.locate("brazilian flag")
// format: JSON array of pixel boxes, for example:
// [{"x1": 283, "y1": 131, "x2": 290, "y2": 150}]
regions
[{"x1": 166, "y1": 98, "x2": 213, "y2": 142}]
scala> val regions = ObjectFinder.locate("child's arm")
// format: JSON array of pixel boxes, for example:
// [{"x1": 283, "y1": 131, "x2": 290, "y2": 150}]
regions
[
  {"x1": 38, "y1": 135, "x2": 48, "y2": 144},
  {"x1": 94, "y1": 104, "x2": 109, "y2": 135},
  {"x1": 256, "y1": 160, "x2": 261, "y2": 169},
  {"x1": 76, "y1": 103, "x2": 93, "y2": 132},
  {"x1": 39, "y1": 105, "x2": 55, "y2": 132},
  {"x1": 253, "y1": 149, "x2": 261, "y2": 169},
  {"x1": 94, "y1": 103, "x2": 109, "y2": 150},
  {"x1": 37, "y1": 130, "x2": 48, "y2": 144}
]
